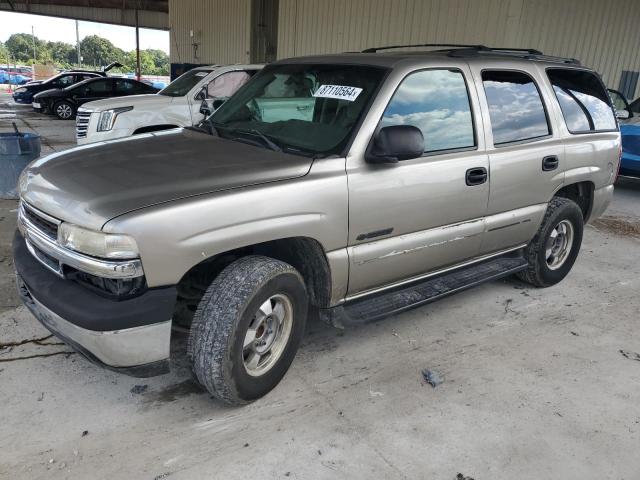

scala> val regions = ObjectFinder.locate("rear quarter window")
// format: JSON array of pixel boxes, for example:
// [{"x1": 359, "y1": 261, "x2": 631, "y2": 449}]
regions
[
  {"x1": 547, "y1": 68, "x2": 616, "y2": 133},
  {"x1": 481, "y1": 70, "x2": 550, "y2": 145}
]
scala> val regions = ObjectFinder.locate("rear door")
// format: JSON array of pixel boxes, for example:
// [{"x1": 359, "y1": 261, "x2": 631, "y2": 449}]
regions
[
  {"x1": 113, "y1": 79, "x2": 149, "y2": 97},
  {"x1": 469, "y1": 65, "x2": 566, "y2": 254},
  {"x1": 74, "y1": 78, "x2": 114, "y2": 106}
]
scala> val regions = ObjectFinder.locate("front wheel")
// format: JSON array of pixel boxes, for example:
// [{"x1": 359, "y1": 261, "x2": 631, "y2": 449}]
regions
[
  {"x1": 518, "y1": 197, "x2": 584, "y2": 287},
  {"x1": 188, "y1": 256, "x2": 308, "y2": 405},
  {"x1": 53, "y1": 100, "x2": 75, "y2": 120}
]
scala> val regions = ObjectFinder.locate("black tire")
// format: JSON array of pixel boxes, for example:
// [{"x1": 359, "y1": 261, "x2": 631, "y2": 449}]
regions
[
  {"x1": 517, "y1": 197, "x2": 584, "y2": 287},
  {"x1": 53, "y1": 100, "x2": 75, "y2": 120},
  {"x1": 188, "y1": 255, "x2": 308, "y2": 405}
]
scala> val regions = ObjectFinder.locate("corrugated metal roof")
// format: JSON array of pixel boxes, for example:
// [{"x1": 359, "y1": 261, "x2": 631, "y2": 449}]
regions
[{"x1": 0, "y1": 0, "x2": 168, "y2": 29}]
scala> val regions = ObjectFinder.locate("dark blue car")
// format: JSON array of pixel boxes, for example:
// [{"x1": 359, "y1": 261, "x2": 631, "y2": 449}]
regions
[{"x1": 608, "y1": 89, "x2": 640, "y2": 178}]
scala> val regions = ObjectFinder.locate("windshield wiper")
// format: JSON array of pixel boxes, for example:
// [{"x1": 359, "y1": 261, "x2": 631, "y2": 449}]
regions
[{"x1": 235, "y1": 129, "x2": 282, "y2": 153}]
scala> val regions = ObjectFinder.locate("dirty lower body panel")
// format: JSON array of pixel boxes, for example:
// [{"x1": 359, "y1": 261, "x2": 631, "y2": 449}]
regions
[{"x1": 326, "y1": 250, "x2": 528, "y2": 326}]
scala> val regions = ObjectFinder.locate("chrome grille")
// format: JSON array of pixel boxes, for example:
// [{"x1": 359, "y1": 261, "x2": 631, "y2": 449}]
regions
[
  {"x1": 76, "y1": 110, "x2": 91, "y2": 139},
  {"x1": 21, "y1": 202, "x2": 60, "y2": 241}
]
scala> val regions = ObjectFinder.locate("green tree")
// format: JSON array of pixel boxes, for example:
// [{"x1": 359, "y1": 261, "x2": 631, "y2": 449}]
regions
[
  {"x1": 79, "y1": 35, "x2": 124, "y2": 68},
  {"x1": 47, "y1": 41, "x2": 76, "y2": 67},
  {"x1": 5, "y1": 33, "x2": 47, "y2": 62}
]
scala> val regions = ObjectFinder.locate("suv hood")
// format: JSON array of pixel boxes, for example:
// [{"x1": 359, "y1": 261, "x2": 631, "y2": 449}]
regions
[
  {"x1": 81, "y1": 93, "x2": 172, "y2": 112},
  {"x1": 20, "y1": 128, "x2": 313, "y2": 230}
]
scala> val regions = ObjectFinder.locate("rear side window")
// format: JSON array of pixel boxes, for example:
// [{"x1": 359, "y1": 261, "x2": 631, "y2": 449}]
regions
[
  {"x1": 481, "y1": 70, "x2": 550, "y2": 145},
  {"x1": 547, "y1": 69, "x2": 616, "y2": 133},
  {"x1": 381, "y1": 69, "x2": 475, "y2": 153}
]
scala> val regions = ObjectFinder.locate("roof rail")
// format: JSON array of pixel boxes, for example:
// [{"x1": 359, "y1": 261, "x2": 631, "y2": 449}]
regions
[
  {"x1": 361, "y1": 43, "x2": 580, "y2": 65},
  {"x1": 361, "y1": 43, "x2": 487, "y2": 53},
  {"x1": 449, "y1": 47, "x2": 580, "y2": 65}
]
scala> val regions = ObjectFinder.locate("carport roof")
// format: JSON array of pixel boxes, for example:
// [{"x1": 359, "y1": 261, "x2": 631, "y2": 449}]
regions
[
  {"x1": 2, "y1": 0, "x2": 167, "y2": 12},
  {"x1": 0, "y1": 0, "x2": 168, "y2": 29}
]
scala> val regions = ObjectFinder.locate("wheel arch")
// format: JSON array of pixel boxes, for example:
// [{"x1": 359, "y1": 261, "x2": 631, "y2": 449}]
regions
[
  {"x1": 173, "y1": 236, "x2": 333, "y2": 327},
  {"x1": 553, "y1": 180, "x2": 594, "y2": 220}
]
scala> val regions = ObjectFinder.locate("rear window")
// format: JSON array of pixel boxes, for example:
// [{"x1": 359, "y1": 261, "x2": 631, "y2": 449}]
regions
[
  {"x1": 547, "y1": 68, "x2": 616, "y2": 133},
  {"x1": 482, "y1": 70, "x2": 550, "y2": 145}
]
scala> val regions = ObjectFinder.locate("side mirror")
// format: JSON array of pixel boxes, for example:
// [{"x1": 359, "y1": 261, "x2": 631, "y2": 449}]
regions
[
  {"x1": 195, "y1": 86, "x2": 206, "y2": 101},
  {"x1": 199, "y1": 99, "x2": 213, "y2": 117},
  {"x1": 366, "y1": 125, "x2": 424, "y2": 164},
  {"x1": 616, "y1": 109, "x2": 631, "y2": 120},
  {"x1": 212, "y1": 98, "x2": 226, "y2": 110}
]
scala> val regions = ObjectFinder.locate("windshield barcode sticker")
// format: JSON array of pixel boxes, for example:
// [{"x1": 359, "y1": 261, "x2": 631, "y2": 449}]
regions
[{"x1": 313, "y1": 85, "x2": 363, "y2": 102}]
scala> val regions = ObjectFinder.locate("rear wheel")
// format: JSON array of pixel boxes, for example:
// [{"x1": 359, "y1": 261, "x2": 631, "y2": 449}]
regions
[
  {"x1": 518, "y1": 197, "x2": 584, "y2": 287},
  {"x1": 53, "y1": 100, "x2": 75, "y2": 120},
  {"x1": 188, "y1": 256, "x2": 308, "y2": 405}
]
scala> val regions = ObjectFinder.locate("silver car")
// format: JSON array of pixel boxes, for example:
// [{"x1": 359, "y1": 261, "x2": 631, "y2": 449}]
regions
[{"x1": 14, "y1": 45, "x2": 620, "y2": 405}]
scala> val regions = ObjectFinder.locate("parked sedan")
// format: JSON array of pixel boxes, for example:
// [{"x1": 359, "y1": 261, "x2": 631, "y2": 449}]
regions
[
  {"x1": 13, "y1": 71, "x2": 100, "y2": 104},
  {"x1": 34, "y1": 77, "x2": 160, "y2": 120}
]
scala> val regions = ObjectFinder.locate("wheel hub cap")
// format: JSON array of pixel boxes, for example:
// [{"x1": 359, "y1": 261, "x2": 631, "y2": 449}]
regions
[
  {"x1": 243, "y1": 294, "x2": 293, "y2": 376},
  {"x1": 545, "y1": 219, "x2": 574, "y2": 270}
]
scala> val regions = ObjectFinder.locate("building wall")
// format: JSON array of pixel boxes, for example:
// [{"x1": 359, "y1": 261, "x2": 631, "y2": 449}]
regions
[
  {"x1": 169, "y1": 0, "x2": 251, "y2": 65},
  {"x1": 276, "y1": 0, "x2": 640, "y2": 97}
]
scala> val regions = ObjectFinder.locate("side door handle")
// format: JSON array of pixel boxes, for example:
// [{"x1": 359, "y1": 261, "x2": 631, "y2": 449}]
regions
[
  {"x1": 466, "y1": 167, "x2": 488, "y2": 186},
  {"x1": 542, "y1": 155, "x2": 559, "y2": 171}
]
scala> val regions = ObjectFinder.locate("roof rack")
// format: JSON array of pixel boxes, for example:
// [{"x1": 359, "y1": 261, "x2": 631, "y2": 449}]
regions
[
  {"x1": 362, "y1": 43, "x2": 487, "y2": 53},
  {"x1": 449, "y1": 46, "x2": 580, "y2": 65},
  {"x1": 361, "y1": 44, "x2": 580, "y2": 65}
]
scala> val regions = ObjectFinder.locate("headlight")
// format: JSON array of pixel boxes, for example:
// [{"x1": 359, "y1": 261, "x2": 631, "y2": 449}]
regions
[
  {"x1": 15, "y1": 87, "x2": 27, "y2": 93},
  {"x1": 97, "y1": 106, "x2": 133, "y2": 132},
  {"x1": 18, "y1": 170, "x2": 28, "y2": 195},
  {"x1": 57, "y1": 223, "x2": 139, "y2": 259}
]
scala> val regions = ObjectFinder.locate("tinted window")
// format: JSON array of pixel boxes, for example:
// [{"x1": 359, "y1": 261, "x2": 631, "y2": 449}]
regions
[
  {"x1": 81, "y1": 79, "x2": 112, "y2": 94},
  {"x1": 381, "y1": 69, "x2": 475, "y2": 153},
  {"x1": 547, "y1": 69, "x2": 616, "y2": 133},
  {"x1": 52, "y1": 74, "x2": 75, "y2": 88},
  {"x1": 115, "y1": 79, "x2": 138, "y2": 93},
  {"x1": 482, "y1": 70, "x2": 550, "y2": 144}
]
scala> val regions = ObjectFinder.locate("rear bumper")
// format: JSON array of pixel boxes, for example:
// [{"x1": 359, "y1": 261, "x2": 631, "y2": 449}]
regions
[
  {"x1": 13, "y1": 230, "x2": 176, "y2": 377},
  {"x1": 588, "y1": 184, "x2": 614, "y2": 222}
]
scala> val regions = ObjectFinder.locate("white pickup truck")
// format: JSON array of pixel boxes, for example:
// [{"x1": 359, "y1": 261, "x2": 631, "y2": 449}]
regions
[{"x1": 76, "y1": 64, "x2": 263, "y2": 145}]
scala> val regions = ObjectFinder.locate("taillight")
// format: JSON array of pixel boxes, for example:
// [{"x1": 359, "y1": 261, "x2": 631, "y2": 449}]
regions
[{"x1": 615, "y1": 141, "x2": 622, "y2": 182}]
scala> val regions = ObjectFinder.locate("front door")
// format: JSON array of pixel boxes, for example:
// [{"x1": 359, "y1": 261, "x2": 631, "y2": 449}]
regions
[{"x1": 347, "y1": 67, "x2": 489, "y2": 295}]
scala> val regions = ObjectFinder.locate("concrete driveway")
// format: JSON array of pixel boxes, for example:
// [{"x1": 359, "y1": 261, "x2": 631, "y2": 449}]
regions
[{"x1": 1, "y1": 93, "x2": 640, "y2": 480}]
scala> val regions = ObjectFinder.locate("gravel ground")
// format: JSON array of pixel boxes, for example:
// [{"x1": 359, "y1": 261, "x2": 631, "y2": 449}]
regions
[{"x1": 1, "y1": 93, "x2": 640, "y2": 480}]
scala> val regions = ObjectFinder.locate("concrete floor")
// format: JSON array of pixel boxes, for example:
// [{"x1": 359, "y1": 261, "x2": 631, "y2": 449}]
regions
[{"x1": 1, "y1": 92, "x2": 640, "y2": 480}]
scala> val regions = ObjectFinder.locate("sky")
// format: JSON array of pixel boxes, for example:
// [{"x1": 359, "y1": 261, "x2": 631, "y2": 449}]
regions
[{"x1": 0, "y1": 11, "x2": 169, "y2": 53}]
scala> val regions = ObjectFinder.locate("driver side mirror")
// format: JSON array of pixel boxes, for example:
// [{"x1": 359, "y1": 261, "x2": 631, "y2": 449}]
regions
[
  {"x1": 200, "y1": 99, "x2": 213, "y2": 117},
  {"x1": 366, "y1": 125, "x2": 424, "y2": 164},
  {"x1": 195, "y1": 86, "x2": 206, "y2": 101},
  {"x1": 616, "y1": 109, "x2": 631, "y2": 120}
]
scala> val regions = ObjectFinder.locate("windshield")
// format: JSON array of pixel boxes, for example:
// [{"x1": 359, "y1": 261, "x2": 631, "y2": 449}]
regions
[
  {"x1": 208, "y1": 63, "x2": 388, "y2": 156},
  {"x1": 159, "y1": 68, "x2": 212, "y2": 97}
]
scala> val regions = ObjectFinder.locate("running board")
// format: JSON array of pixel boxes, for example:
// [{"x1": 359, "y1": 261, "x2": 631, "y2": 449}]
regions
[{"x1": 325, "y1": 252, "x2": 528, "y2": 327}]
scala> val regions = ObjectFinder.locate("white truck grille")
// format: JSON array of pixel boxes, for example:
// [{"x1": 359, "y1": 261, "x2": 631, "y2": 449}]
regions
[{"x1": 76, "y1": 110, "x2": 91, "y2": 139}]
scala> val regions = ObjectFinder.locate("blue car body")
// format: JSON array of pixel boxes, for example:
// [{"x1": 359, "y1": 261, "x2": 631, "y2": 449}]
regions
[{"x1": 620, "y1": 123, "x2": 640, "y2": 177}]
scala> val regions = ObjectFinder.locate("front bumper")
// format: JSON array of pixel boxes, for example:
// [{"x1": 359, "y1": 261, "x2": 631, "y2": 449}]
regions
[
  {"x1": 13, "y1": 93, "x2": 32, "y2": 103},
  {"x1": 13, "y1": 230, "x2": 177, "y2": 377}
]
